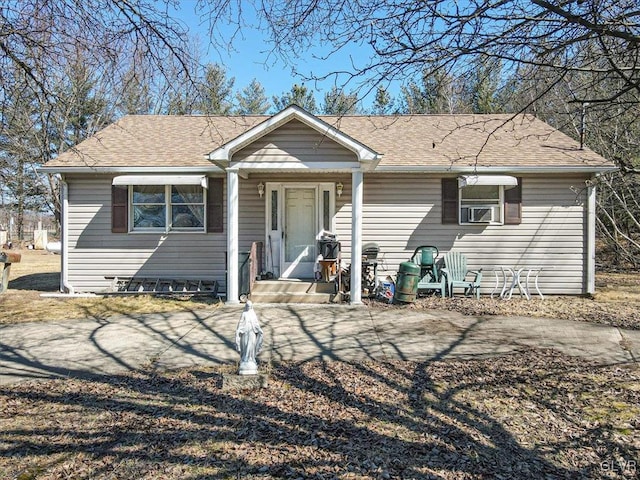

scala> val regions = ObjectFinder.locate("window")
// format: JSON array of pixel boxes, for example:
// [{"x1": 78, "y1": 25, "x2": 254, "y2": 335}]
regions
[
  {"x1": 460, "y1": 184, "x2": 502, "y2": 224},
  {"x1": 112, "y1": 178, "x2": 224, "y2": 233},
  {"x1": 441, "y1": 177, "x2": 522, "y2": 225},
  {"x1": 271, "y1": 190, "x2": 278, "y2": 231},
  {"x1": 322, "y1": 189, "x2": 331, "y2": 231},
  {"x1": 170, "y1": 185, "x2": 205, "y2": 230},
  {"x1": 131, "y1": 184, "x2": 204, "y2": 232},
  {"x1": 132, "y1": 185, "x2": 167, "y2": 230}
]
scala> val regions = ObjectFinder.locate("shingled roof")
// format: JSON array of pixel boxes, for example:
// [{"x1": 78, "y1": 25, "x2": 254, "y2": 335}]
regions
[{"x1": 43, "y1": 112, "x2": 614, "y2": 172}]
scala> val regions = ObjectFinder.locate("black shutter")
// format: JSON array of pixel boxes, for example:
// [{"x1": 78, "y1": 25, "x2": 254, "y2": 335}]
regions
[
  {"x1": 504, "y1": 178, "x2": 522, "y2": 225},
  {"x1": 442, "y1": 178, "x2": 458, "y2": 224},
  {"x1": 111, "y1": 185, "x2": 128, "y2": 233},
  {"x1": 207, "y1": 178, "x2": 224, "y2": 233}
]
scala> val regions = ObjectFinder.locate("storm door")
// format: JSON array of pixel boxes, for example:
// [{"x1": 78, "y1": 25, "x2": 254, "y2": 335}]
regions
[
  {"x1": 265, "y1": 182, "x2": 335, "y2": 279},
  {"x1": 282, "y1": 187, "x2": 316, "y2": 277}
]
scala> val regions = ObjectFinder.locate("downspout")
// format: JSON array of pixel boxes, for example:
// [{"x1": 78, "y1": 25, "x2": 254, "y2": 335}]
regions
[
  {"x1": 586, "y1": 176, "x2": 596, "y2": 295},
  {"x1": 60, "y1": 177, "x2": 75, "y2": 294}
]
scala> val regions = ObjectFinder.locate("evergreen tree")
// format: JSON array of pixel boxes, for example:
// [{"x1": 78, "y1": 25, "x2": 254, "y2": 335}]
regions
[
  {"x1": 400, "y1": 69, "x2": 465, "y2": 114},
  {"x1": 195, "y1": 63, "x2": 235, "y2": 114},
  {"x1": 272, "y1": 84, "x2": 317, "y2": 113},
  {"x1": 370, "y1": 86, "x2": 394, "y2": 114},
  {"x1": 118, "y1": 69, "x2": 154, "y2": 115},
  {"x1": 465, "y1": 55, "x2": 504, "y2": 114},
  {"x1": 0, "y1": 70, "x2": 49, "y2": 237},
  {"x1": 400, "y1": 82, "x2": 430, "y2": 114},
  {"x1": 235, "y1": 79, "x2": 270, "y2": 114},
  {"x1": 321, "y1": 86, "x2": 359, "y2": 114},
  {"x1": 55, "y1": 57, "x2": 112, "y2": 148}
]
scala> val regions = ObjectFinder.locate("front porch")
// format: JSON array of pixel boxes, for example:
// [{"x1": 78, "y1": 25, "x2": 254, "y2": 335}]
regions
[{"x1": 208, "y1": 106, "x2": 381, "y2": 305}]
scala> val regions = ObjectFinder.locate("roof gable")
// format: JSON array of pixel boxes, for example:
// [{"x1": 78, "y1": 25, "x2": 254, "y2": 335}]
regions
[{"x1": 206, "y1": 105, "x2": 380, "y2": 170}]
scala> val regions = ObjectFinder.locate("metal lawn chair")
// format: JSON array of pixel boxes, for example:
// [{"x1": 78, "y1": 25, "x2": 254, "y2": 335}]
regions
[
  {"x1": 411, "y1": 245, "x2": 446, "y2": 297},
  {"x1": 441, "y1": 251, "x2": 483, "y2": 299},
  {"x1": 362, "y1": 242, "x2": 380, "y2": 296}
]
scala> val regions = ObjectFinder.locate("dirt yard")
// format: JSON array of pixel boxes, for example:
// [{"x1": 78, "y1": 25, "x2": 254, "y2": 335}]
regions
[
  {"x1": 1, "y1": 351, "x2": 638, "y2": 479},
  {"x1": 373, "y1": 270, "x2": 640, "y2": 330},
  {"x1": 1, "y1": 249, "x2": 639, "y2": 479}
]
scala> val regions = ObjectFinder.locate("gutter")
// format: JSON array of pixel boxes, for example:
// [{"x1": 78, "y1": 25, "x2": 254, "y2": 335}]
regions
[
  {"x1": 372, "y1": 165, "x2": 619, "y2": 174},
  {"x1": 38, "y1": 166, "x2": 225, "y2": 174}
]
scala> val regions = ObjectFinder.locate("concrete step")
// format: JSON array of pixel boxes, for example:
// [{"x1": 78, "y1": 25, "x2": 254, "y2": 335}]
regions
[
  {"x1": 249, "y1": 291, "x2": 341, "y2": 304},
  {"x1": 249, "y1": 280, "x2": 340, "y2": 303},
  {"x1": 251, "y1": 280, "x2": 336, "y2": 294}
]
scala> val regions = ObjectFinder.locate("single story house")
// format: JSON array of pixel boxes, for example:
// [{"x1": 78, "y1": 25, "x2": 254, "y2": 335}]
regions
[{"x1": 41, "y1": 105, "x2": 615, "y2": 303}]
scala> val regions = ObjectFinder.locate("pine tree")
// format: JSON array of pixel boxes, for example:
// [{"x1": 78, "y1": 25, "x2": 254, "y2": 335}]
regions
[
  {"x1": 272, "y1": 84, "x2": 317, "y2": 113},
  {"x1": 196, "y1": 63, "x2": 235, "y2": 115},
  {"x1": 321, "y1": 86, "x2": 359, "y2": 114},
  {"x1": 370, "y1": 86, "x2": 394, "y2": 115},
  {"x1": 235, "y1": 79, "x2": 270, "y2": 114}
]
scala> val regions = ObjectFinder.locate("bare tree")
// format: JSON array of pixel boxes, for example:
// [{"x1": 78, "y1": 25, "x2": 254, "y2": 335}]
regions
[
  {"x1": 255, "y1": 0, "x2": 640, "y2": 267},
  {"x1": 0, "y1": 1, "x2": 200, "y2": 104},
  {"x1": 258, "y1": 2, "x2": 639, "y2": 144},
  {"x1": 0, "y1": 0, "x2": 229, "y2": 232}
]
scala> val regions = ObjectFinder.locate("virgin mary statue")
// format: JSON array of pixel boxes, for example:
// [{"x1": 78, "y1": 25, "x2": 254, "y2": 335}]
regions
[{"x1": 235, "y1": 301, "x2": 264, "y2": 375}]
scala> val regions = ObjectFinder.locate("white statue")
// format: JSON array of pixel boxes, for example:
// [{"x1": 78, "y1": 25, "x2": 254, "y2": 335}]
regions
[{"x1": 235, "y1": 301, "x2": 264, "y2": 375}]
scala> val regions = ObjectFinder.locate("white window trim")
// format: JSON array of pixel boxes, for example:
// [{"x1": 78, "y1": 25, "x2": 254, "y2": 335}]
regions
[{"x1": 128, "y1": 184, "x2": 207, "y2": 234}]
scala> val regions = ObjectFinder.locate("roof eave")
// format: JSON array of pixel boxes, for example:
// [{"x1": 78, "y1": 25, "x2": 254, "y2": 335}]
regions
[
  {"x1": 38, "y1": 165, "x2": 225, "y2": 174},
  {"x1": 373, "y1": 165, "x2": 618, "y2": 174}
]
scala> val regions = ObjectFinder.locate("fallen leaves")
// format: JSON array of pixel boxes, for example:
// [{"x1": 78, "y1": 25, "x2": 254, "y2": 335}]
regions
[
  {"x1": 1, "y1": 350, "x2": 638, "y2": 479},
  {"x1": 367, "y1": 292, "x2": 640, "y2": 330}
]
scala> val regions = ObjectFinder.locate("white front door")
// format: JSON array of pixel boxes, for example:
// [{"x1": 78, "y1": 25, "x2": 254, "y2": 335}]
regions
[
  {"x1": 265, "y1": 182, "x2": 336, "y2": 279},
  {"x1": 283, "y1": 187, "x2": 316, "y2": 278}
]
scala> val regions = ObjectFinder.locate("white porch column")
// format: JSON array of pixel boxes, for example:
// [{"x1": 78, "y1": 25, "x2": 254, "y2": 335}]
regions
[
  {"x1": 226, "y1": 168, "x2": 240, "y2": 304},
  {"x1": 350, "y1": 169, "x2": 363, "y2": 304}
]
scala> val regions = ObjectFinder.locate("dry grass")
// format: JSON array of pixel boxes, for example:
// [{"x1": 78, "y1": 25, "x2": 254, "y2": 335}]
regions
[
  {"x1": 2, "y1": 249, "x2": 640, "y2": 329},
  {"x1": 0, "y1": 249, "x2": 220, "y2": 324}
]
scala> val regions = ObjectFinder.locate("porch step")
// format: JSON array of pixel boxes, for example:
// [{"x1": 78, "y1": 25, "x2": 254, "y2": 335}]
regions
[{"x1": 249, "y1": 280, "x2": 341, "y2": 304}]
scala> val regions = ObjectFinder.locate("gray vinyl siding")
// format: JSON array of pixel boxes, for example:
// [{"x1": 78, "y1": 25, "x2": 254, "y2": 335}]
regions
[
  {"x1": 66, "y1": 175, "x2": 226, "y2": 293},
  {"x1": 237, "y1": 173, "x2": 351, "y2": 252},
  {"x1": 233, "y1": 119, "x2": 357, "y2": 165},
  {"x1": 66, "y1": 171, "x2": 590, "y2": 296},
  {"x1": 359, "y1": 174, "x2": 589, "y2": 295}
]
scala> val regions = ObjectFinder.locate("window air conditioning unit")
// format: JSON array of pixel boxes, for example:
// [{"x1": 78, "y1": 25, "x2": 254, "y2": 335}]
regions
[{"x1": 469, "y1": 206, "x2": 493, "y2": 223}]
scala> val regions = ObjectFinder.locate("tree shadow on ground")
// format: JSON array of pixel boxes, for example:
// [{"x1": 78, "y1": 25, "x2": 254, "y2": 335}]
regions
[
  {"x1": 2, "y1": 355, "x2": 637, "y2": 479},
  {"x1": 1, "y1": 309, "x2": 637, "y2": 479}
]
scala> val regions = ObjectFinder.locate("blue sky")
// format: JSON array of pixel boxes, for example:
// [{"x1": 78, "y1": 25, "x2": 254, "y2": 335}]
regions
[{"x1": 169, "y1": 2, "x2": 398, "y2": 110}]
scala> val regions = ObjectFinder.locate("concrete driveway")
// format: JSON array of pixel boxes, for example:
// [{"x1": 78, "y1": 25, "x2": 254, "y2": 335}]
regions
[{"x1": 1, "y1": 304, "x2": 638, "y2": 385}]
